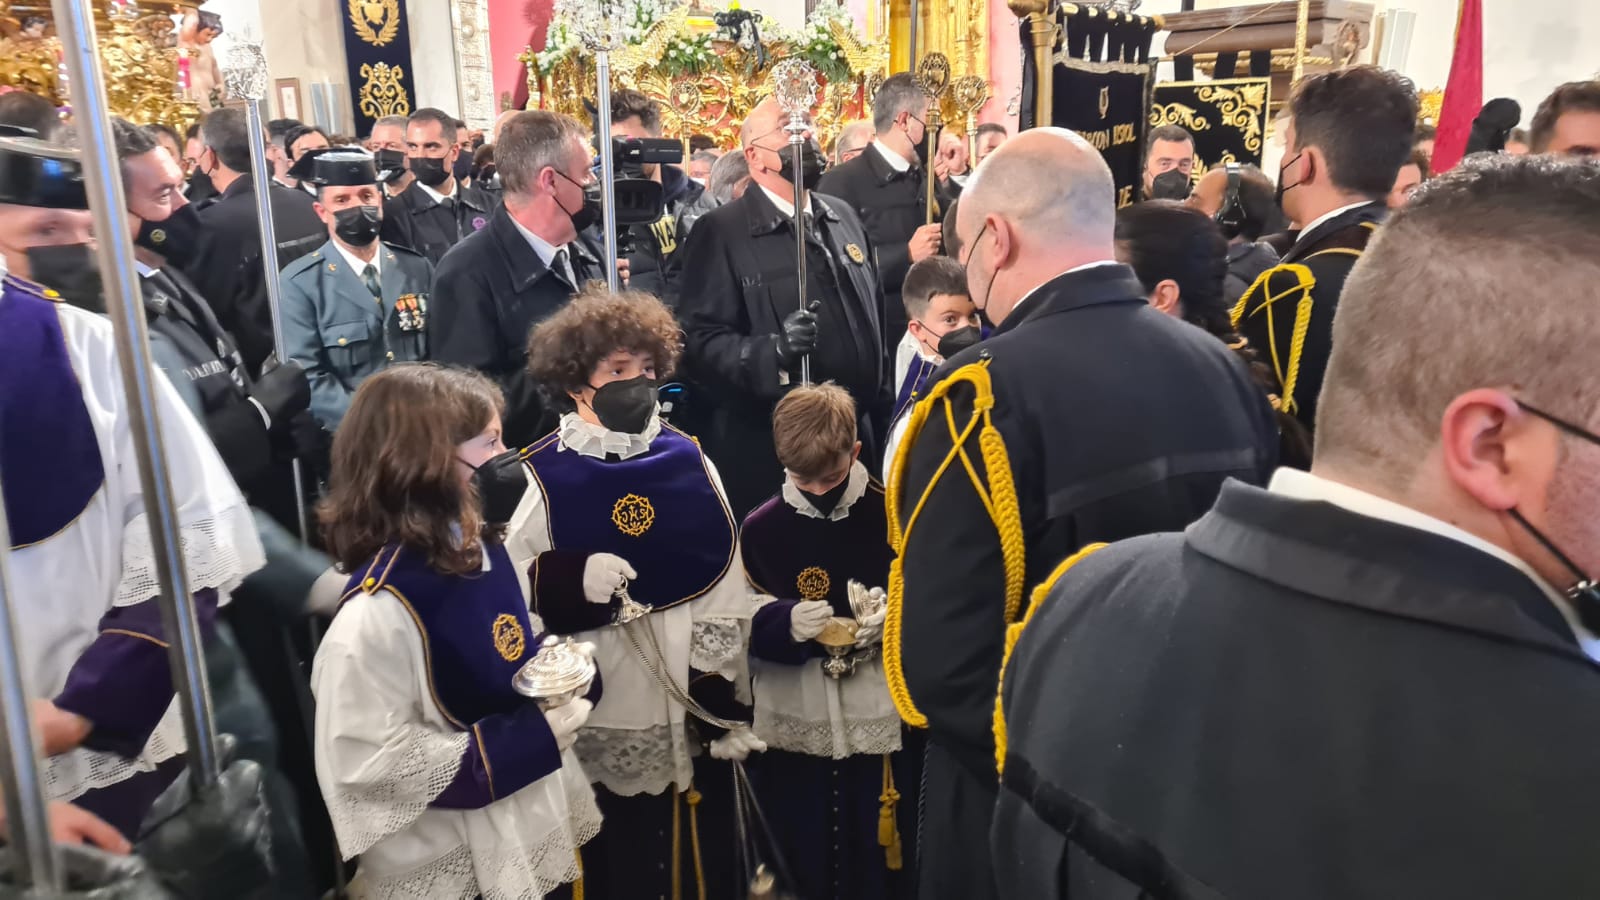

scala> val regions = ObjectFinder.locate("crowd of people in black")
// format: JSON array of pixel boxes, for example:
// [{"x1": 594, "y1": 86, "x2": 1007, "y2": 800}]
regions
[{"x1": 1, "y1": 62, "x2": 1600, "y2": 899}]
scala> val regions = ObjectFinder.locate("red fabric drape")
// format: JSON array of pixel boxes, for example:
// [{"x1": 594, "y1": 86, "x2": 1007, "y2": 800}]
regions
[{"x1": 1431, "y1": 0, "x2": 1482, "y2": 173}]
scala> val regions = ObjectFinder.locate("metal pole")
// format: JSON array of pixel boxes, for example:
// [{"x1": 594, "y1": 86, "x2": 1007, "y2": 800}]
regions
[
  {"x1": 596, "y1": 50, "x2": 620, "y2": 293},
  {"x1": 51, "y1": 0, "x2": 220, "y2": 789},
  {"x1": 0, "y1": 475, "x2": 60, "y2": 892},
  {"x1": 908, "y1": 0, "x2": 920, "y2": 68},
  {"x1": 229, "y1": 45, "x2": 311, "y2": 542},
  {"x1": 788, "y1": 123, "x2": 810, "y2": 386}
]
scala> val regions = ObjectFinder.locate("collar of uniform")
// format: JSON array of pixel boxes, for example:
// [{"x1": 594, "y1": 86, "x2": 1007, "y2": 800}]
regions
[
  {"x1": 870, "y1": 139, "x2": 913, "y2": 173},
  {"x1": 745, "y1": 184, "x2": 839, "y2": 236},
  {"x1": 506, "y1": 211, "x2": 565, "y2": 271},
  {"x1": 1269, "y1": 468, "x2": 1600, "y2": 658},
  {"x1": 134, "y1": 260, "x2": 158, "y2": 278},
  {"x1": 759, "y1": 182, "x2": 813, "y2": 220},
  {"x1": 331, "y1": 238, "x2": 381, "y2": 278},
  {"x1": 781, "y1": 460, "x2": 870, "y2": 521},
  {"x1": 1187, "y1": 480, "x2": 1594, "y2": 665},
  {"x1": 556, "y1": 410, "x2": 662, "y2": 460},
  {"x1": 994, "y1": 260, "x2": 1132, "y2": 334},
  {"x1": 1292, "y1": 200, "x2": 1382, "y2": 251},
  {"x1": 416, "y1": 178, "x2": 457, "y2": 207}
]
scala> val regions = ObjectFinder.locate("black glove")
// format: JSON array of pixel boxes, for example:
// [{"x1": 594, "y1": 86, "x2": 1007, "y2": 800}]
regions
[
  {"x1": 775, "y1": 300, "x2": 821, "y2": 370},
  {"x1": 251, "y1": 356, "x2": 310, "y2": 431},
  {"x1": 272, "y1": 409, "x2": 330, "y2": 471},
  {"x1": 135, "y1": 735, "x2": 274, "y2": 899},
  {"x1": 0, "y1": 843, "x2": 170, "y2": 898}
]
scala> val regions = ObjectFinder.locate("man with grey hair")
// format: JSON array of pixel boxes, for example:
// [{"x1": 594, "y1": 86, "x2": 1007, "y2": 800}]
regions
[
  {"x1": 888, "y1": 127, "x2": 1276, "y2": 899},
  {"x1": 368, "y1": 114, "x2": 411, "y2": 197},
  {"x1": 833, "y1": 119, "x2": 874, "y2": 165},
  {"x1": 994, "y1": 155, "x2": 1600, "y2": 898},
  {"x1": 430, "y1": 109, "x2": 607, "y2": 445},
  {"x1": 818, "y1": 73, "x2": 949, "y2": 354}
]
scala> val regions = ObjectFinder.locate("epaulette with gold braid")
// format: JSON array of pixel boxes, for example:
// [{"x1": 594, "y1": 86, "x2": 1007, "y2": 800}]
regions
[{"x1": 883, "y1": 359, "x2": 1024, "y2": 729}]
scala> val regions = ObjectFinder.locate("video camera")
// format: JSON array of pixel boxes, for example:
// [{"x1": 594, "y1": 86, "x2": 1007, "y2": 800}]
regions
[{"x1": 595, "y1": 137, "x2": 685, "y2": 253}]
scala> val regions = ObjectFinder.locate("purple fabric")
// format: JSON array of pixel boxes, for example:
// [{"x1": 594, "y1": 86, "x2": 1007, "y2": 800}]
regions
[
  {"x1": 0, "y1": 276, "x2": 105, "y2": 547},
  {"x1": 530, "y1": 547, "x2": 619, "y2": 634},
  {"x1": 339, "y1": 542, "x2": 538, "y2": 729},
  {"x1": 750, "y1": 599, "x2": 819, "y2": 665},
  {"x1": 739, "y1": 483, "x2": 896, "y2": 620},
  {"x1": 55, "y1": 590, "x2": 219, "y2": 758},
  {"x1": 431, "y1": 702, "x2": 562, "y2": 809},
  {"x1": 525, "y1": 427, "x2": 736, "y2": 613},
  {"x1": 892, "y1": 354, "x2": 938, "y2": 423},
  {"x1": 74, "y1": 756, "x2": 186, "y2": 840}
]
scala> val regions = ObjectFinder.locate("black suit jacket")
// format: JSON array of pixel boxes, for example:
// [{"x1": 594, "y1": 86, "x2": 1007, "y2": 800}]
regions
[
  {"x1": 1236, "y1": 201, "x2": 1385, "y2": 438},
  {"x1": 429, "y1": 205, "x2": 602, "y2": 447},
  {"x1": 816, "y1": 144, "x2": 955, "y2": 349},
  {"x1": 186, "y1": 174, "x2": 326, "y2": 374},
  {"x1": 379, "y1": 180, "x2": 496, "y2": 266},
  {"x1": 997, "y1": 481, "x2": 1600, "y2": 899}
]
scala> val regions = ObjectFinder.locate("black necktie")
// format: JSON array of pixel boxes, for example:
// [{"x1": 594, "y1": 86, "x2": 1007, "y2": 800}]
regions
[
  {"x1": 361, "y1": 264, "x2": 381, "y2": 301},
  {"x1": 552, "y1": 247, "x2": 575, "y2": 286}
]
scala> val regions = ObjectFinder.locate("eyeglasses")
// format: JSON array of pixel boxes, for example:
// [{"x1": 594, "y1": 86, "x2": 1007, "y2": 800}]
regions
[{"x1": 1520, "y1": 400, "x2": 1600, "y2": 447}]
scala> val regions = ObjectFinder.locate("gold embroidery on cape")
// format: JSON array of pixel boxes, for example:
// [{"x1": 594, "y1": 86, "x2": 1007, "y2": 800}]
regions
[
  {"x1": 492, "y1": 613, "x2": 526, "y2": 662},
  {"x1": 797, "y1": 566, "x2": 831, "y2": 601},
  {"x1": 358, "y1": 62, "x2": 410, "y2": 120},
  {"x1": 349, "y1": 0, "x2": 401, "y2": 47},
  {"x1": 612, "y1": 493, "x2": 656, "y2": 537}
]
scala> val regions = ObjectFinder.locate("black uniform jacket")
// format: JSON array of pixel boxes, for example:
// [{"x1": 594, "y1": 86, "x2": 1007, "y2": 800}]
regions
[
  {"x1": 430, "y1": 204, "x2": 602, "y2": 447},
  {"x1": 378, "y1": 179, "x2": 495, "y2": 266},
  {"x1": 672, "y1": 186, "x2": 887, "y2": 517},
  {"x1": 1234, "y1": 201, "x2": 1384, "y2": 439},
  {"x1": 186, "y1": 174, "x2": 325, "y2": 375},
  {"x1": 996, "y1": 480, "x2": 1600, "y2": 900},
  {"x1": 894, "y1": 263, "x2": 1278, "y2": 780},
  {"x1": 816, "y1": 144, "x2": 949, "y2": 350}
]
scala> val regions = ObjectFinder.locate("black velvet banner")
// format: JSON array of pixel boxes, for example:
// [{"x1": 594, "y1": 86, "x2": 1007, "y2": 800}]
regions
[
  {"x1": 1149, "y1": 78, "x2": 1273, "y2": 180},
  {"x1": 340, "y1": 0, "x2": 417, "y2": 136},
  {"x1": 1043, "y1": 9, "x2": 1156, "y2": 208}
]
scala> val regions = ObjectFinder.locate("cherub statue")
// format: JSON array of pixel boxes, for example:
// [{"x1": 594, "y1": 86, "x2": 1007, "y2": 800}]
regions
[{"x1": 177, "y1": 7, "x2": 224, "y2": 108}]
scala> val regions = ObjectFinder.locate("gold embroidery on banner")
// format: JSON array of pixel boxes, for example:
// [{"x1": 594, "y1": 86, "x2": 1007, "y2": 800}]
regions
[
  {"x1": 492, "y1": 613, "x2": 526, "y2": 662},
  {"x1": 1195, "y1": 82, "x2": 1267, "y2": 154},
  {"x1": 1098, "y1": 86, "x2": 1110, "y2": 120},
  {"x1": 1148, "y1": 102, "x2": 1210, "y2": 134},
  {"x1": 358, "y1": 62, "x2": 411, "y2": 120},
  {"x1": 612, "y1": 493, "x2": 656, "y2": 537},
  {"x1": 349, "y1": 0, "x2": 401, "y2": 47},
  {"x1": 797, "y1": 566, "x2": 831, "y2": 601}
]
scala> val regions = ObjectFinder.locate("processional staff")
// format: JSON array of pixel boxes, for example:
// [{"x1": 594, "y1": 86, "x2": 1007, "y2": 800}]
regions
[
  {"x1": 952, "y1": 75, "x2": 990, "y2": 164},
  {"x1": 50, "y1": 0, "x2": 221, "y2": 791},
  {"x1": 916, "y1": 52, "x2": 951, "y2": 224},
  {"x1": 771, "y1": 58, "x2": 819, "y2": 386},
  {"x1": 555, "y1": 0, "x2": 629, "y2": 292}
]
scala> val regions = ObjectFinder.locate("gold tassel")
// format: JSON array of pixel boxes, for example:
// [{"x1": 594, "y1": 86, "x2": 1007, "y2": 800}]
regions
[
  {"x1": 878, "y1": 755, "x2": 903, "y2": 870},
  {"x1": 572, "y1": 849, "x2": 585, "y2": 900},
  {"x1": 687, "y1": 786, "x2": 707, "y2": 900}
]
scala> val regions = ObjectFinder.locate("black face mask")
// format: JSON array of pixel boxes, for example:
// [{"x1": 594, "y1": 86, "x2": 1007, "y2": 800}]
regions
[
  {"x1": 27, "y1": 244, "x2": 103, "y2": 311},
  {"x1": 800, "y1": 475, "x2": 851, "y2": 517},
  {"x1": 775, "y1": 140, "x2": 827, "y2": 192},
  {"x1": 452, "y1": 152, "x2": 473, "y2": 183},
  {"x1": 587, "y1": 375, "x2": 657, "y2": 436},
  {"x1": 1275, "y1": 152, "x2": 1304, "y2": 208},
  {"x1": 1149, "y1": 169, "x2": 1193, "y2": 201},
  {"x1": 908, "y1": 115, "x2": 931, "y2": 167},
  {"x1": 1508, "y1": 401, "x2": 1600, "y2": 631},
  {"x1": 333, "y1": 205, "x2": 382, "y2": 247},
  {"x1": 463, "y1": 448, "x2": 528, "y2": 528},
  {"x1": 373, "y1": 149, "x2": 407, "y2": 184},
  {"x1": 935, "y1": 325, "x2": 981, "y2": 359},
  {"x1": 135, "y1": 202, "x2": 204, "y2": 268},
  {"x1": 409, "y1": 155, "x2": 451, "y2": 188},
  {"x1": 967, "y1": 222, "x2": 999, "y2": 329},
  {"x1": 555, "y1": 170, "x2": 603, "y2": 233}
]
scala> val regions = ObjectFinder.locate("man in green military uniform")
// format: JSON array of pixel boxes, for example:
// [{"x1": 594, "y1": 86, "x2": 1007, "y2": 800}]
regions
[
  {"x1": 279, "y1": 148, "x2": 434, "y2": 430},
  {"x1": 1231, "y1": 67, "x2": 1418, "y2": 445}
]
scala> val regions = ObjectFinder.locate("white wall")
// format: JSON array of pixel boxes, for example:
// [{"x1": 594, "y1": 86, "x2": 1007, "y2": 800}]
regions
[
  {"x1": 740, "y1": 0, "x2": 807, "y2": 34},
  {"x1": 407, "y1": 0, "x2": 461, "y2": 115}
]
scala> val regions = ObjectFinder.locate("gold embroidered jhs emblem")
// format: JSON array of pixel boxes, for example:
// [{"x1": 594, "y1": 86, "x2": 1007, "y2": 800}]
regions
[
  {"x1": 492, "y1": 613, "x2": 525, "y2": 662},
  {"x1": 844, "y1": 243, "x2": 865, "y2": 264},
  {"x1": 612, "y1": 493, "x2": 656, "y2": 537},
  {"x1": 1099, "y1": 86, "x2": 1110, "y2": 120},
  {"x1": 348, "y1": 0, "x2": 400, "y2": 46},
  {"x1": 796, "y1": 566, "x2": 831, "y2": 601}
]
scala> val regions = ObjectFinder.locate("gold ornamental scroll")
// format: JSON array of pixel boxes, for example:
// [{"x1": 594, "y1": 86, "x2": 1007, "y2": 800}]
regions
[{"x1": 890, "y1": 0, "x2": 987, "y2": 94}]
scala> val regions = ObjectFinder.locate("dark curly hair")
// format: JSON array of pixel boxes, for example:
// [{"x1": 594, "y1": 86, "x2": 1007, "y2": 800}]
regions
[{"x1": 527, "y1": 284, "x2": 684, "y2": 412}]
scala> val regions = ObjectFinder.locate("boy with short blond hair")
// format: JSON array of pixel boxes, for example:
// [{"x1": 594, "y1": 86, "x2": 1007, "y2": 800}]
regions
[{"x1": 740, "y1": 383, "x2": 913, "y2": 900}]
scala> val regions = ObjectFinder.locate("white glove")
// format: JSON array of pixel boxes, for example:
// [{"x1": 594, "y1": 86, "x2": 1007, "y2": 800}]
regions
[
  {"x1": 789, "y1": 599, "x2": 833, "y2": 642},
  {"x1": 854, "y1": 607, "x2": 887, "y2": 649},
  {"x1": 708, "y1": 726, "x2": 767, "y2": 761},
  {"x1": 582, "y1": 553, "x2": 637, "y2": 605},
  {"x1": 543, "y1": 698, "x2": 593, "y2": 751}
]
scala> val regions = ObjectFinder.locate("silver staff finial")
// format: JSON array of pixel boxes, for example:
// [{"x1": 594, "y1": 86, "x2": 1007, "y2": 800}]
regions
[
  {"x1": 223, "y1": 41, "x2": 269, "y2": 102},
  {"x1": 771, "y1": 58, "x2": 819, "y2": 119}
]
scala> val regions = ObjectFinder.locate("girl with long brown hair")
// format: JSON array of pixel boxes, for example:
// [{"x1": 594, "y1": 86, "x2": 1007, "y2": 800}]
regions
[{"x1": 311, "y1": 363, "x2": 600, "y2": 898}]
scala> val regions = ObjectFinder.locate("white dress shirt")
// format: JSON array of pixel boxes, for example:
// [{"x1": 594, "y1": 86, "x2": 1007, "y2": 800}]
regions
[
  {"x1": 332, "y1": 239, "x2": 381, "y2": 281},
  {"x1": 1269, "y1": 467, "x2": 1600, "y2": 660},
  {"x1": 870, "y1": 139, "x2": 913, "y2": 173},
  {"x1": 759, "y1": 182, "x2": 813, "y2": 220},
  {"x1": 416, "y1": 178, "x2": 457, "y2": 207},
  {"x1": 506, "y1": 213, "x2": 574, "y2": 283}
]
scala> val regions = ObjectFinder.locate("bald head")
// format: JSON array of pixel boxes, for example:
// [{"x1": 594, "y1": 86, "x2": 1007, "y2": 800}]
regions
[
  {"x1": 956, "y1": 128, "x2": 1118, "y2": 324},
  {"x1": 741, "y1": 98, "x2": 784, "y2": 150}
]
